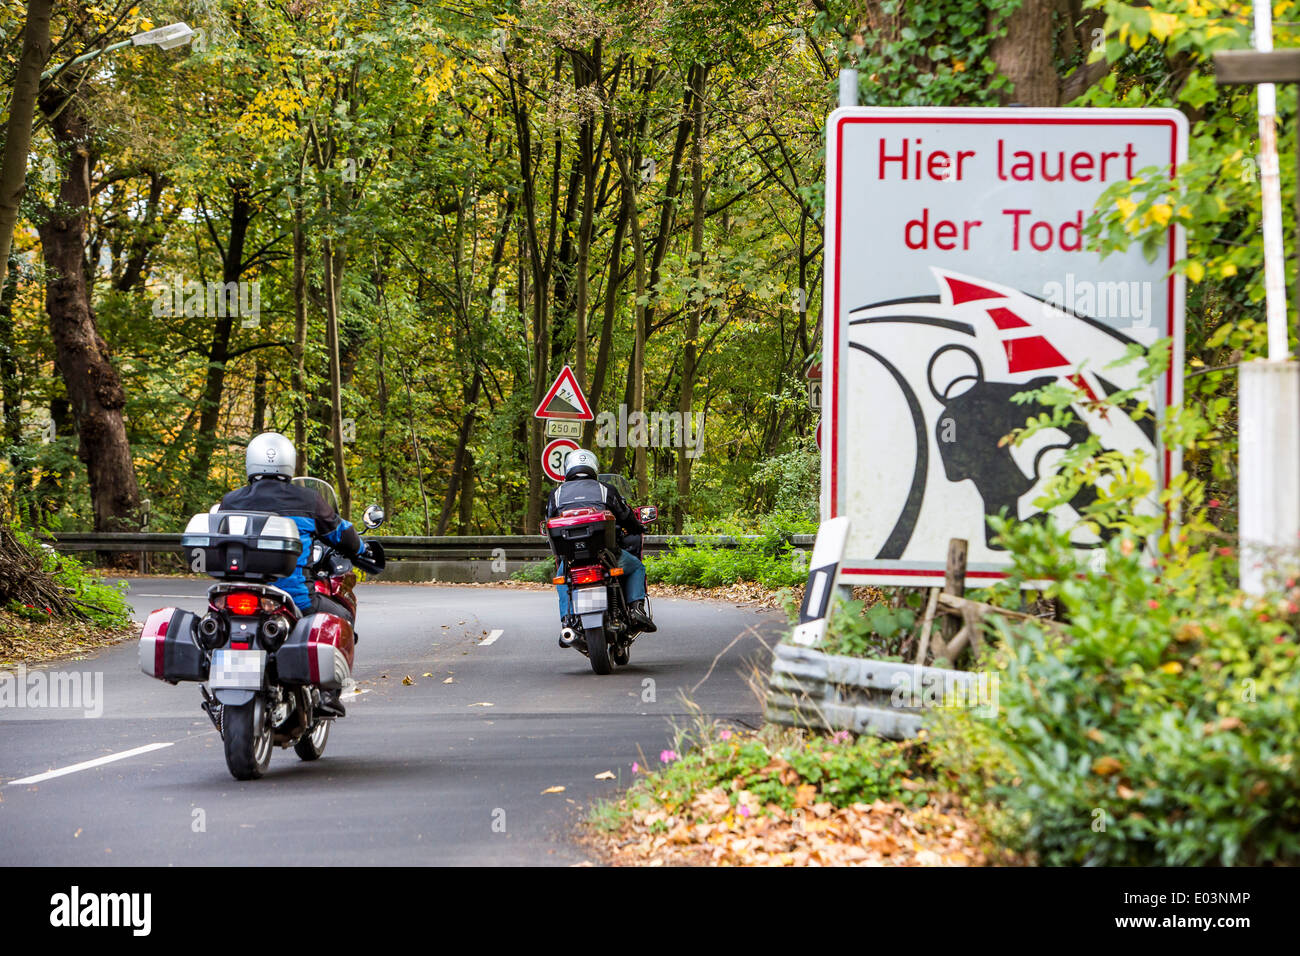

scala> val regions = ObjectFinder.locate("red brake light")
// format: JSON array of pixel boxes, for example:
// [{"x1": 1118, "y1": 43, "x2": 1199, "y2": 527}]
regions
[
  {"x1": 225, "y1": 591, "x2": 261, "y2": 616},
  {"x1": 570, "y1": 566, "x2": 604, "y2": 585}
]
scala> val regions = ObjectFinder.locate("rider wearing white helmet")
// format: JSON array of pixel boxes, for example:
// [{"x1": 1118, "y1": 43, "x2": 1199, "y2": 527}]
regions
[
  {"x1": 545, "y1": 448, "x2": 656, "y2": 633},
  {"x1": 221, "y1": 433, "x2": 366, "y2": 619}
]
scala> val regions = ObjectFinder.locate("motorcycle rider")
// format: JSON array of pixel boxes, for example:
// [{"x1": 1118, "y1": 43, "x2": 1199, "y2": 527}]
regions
[
  {"x1": 220, "y1": 432, "x2": 366, "y2": 716},
  {"x1": 546, "y1": 448, "x2": 656, "y2": 634}
]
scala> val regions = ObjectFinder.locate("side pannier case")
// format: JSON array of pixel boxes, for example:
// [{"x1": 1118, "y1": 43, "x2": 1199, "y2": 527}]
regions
[
  {"x1": 139, "y1": 608, "x2": 206, "y2": 683},
  {"x1": 276, "y1": 613, "x2": 355, "y2": 690},
  {"x1": 180, "y1": 511, "x2": 302, "y2": 581}
]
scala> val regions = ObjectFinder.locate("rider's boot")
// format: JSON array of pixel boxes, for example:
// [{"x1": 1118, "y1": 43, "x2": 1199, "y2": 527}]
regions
[
  {"x1": 314, "y1": 689, "x2": 346, "y2": 718},
  {"x1": 628, "y1": 599, "x2": 657, "y2": 633}
]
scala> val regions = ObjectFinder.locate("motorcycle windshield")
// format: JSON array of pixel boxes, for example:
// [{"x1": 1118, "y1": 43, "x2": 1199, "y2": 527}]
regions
[
  {"x1": 597, "y1": 473, "x2": 634, "y2": 500},
  {"x1": 292, "y1": 476, "x2": 340, "y2": 513}
]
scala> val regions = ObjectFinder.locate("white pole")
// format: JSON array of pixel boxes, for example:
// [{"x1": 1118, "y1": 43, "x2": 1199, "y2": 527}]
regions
[
  {"x1": 1254, "y1": 2, "x2": 1289, "y2": 359},
  {"x1": 1239, "y1": 4, "x2": 1300, "y2": 595},
  {"x1": 838, "y1": 68, "x2": 858, "y2": 109}
]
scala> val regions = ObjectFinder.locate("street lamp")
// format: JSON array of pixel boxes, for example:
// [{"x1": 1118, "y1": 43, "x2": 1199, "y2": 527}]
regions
[{"x1": 40, "y1": 22, "x2": 195, "y2": 80}]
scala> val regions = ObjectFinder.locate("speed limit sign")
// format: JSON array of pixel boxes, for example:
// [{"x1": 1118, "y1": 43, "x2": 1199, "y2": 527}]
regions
[{"x1": 542, "y1": 438, "x2": 579, "y2": 482}]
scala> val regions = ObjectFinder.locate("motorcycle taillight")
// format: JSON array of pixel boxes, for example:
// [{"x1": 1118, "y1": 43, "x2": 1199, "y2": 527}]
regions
[
  {"x1": 570, "y1": 565, "x2": 604, "y2": 585},
  {"x1": 225, "y1": 591, "x2": 261, "y2": 616}
]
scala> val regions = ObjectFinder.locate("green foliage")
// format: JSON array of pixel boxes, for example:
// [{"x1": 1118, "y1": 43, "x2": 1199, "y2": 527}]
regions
[
  {"x1": 4, "y1": 527, "x2": 131, "y2": 628},
  {"x1": 819, "y1": 596, "x2": 918, "y2": 660},
  {"x1": 645, "y1": 513, "x2": 814, "y2": 589},
  {"x1": 934, "y1": 522, "x2": 1300, "y2": 866},
  {"x1": 600, "y1": 725, "x2": 927, "y2": 832},
  {"x1": 818, "y1": 0, "x2": 1022, "y2": 108},
  {"x1": 512, "y1": 559, "x2": 556, "y2": 584}
]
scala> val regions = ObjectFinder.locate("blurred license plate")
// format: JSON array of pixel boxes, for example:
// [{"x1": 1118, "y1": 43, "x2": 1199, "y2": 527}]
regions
[
  {"x1": 573, "y1": 588, "x2": 607, "y2": 613},
  {"x1": 209, "y1": 649, "x2": 266, "y2": 690}
]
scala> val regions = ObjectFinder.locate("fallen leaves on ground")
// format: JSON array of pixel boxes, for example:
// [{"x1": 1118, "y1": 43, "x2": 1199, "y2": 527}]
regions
[
  {"x1": 0, "y1": 613, "x2": 136, "y2": 669},
  {"x1": 594, "y1": 771, "x2": 616, "y2": 780},
  {"x1": 542, "y1": 785, "x2": 566, "y2": 795},
  {"x1": 591, "y1": 789, "x2": 992, "y2": 867}
]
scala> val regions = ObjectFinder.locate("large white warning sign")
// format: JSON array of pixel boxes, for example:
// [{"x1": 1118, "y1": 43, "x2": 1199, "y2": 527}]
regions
[{"x1": 823, "y1": 107, "x2": 1187, "y2": 587}]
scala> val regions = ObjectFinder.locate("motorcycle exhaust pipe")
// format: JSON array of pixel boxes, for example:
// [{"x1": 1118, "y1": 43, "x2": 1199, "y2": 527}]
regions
[
  {"x1": 197, "y1": 614, "x2": 223, "y2": 649},
  {"x1": 559, "y1": 626, "x2": 579, "y2": 648},
  {"x1": 260, "y1": 616, "x2": 288, "y2": 647}
]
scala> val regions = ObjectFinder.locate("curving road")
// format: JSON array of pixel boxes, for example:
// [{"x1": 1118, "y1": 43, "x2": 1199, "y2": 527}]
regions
[{"x1": 0, "y1": 579, "x2": 782, "y2": 865}]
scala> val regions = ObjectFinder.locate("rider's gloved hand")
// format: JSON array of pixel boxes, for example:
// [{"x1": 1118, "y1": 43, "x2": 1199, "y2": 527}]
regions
[{"x1": 356, "y1": 539, "x2": 369, "y2": 557}]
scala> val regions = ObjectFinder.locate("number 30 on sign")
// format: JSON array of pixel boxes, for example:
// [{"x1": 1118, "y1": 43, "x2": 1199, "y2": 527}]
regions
[{"x1": 543, "y1": 438, "x2": 579, "y2": 482}]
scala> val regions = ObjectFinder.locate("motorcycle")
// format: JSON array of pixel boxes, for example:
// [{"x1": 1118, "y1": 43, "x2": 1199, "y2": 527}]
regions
[
  {"x1": 139, "y1": 478, "x2": 386, "y2": 780},
  {"x1": 544, "y1": 473, "x2": 658, "y2": 675}
]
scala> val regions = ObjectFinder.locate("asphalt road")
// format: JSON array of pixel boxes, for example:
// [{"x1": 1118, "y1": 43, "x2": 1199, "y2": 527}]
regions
[{"x1": 0, "y1": 579, "x2": 782, "y2": 865}]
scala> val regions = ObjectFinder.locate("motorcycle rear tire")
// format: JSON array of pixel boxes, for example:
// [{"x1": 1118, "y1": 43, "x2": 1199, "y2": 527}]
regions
[
  {"x1": 294, "y1": 718, "x2": 330, "y2": 761},
  {"x1": 222, "y1": 698, "x2": 272, "y2": 780},
  {"x1": 587, "y1": 627, "x2": 613, "y2": 675}
]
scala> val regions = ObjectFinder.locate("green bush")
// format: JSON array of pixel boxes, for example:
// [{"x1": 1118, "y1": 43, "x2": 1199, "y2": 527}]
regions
[
  {"x1": 933, "y1": 522, "x2": 1300, "y2": 866},
  {"x1": 512, "y1": 559, "x2": 557, "y2": 583},
  {"x1": 2, "y1": 527, "x2": 131, "y2": 629},
  {"x1": 818, "y1": 597, "x2": 918, "y2": 660},
  {"x1": 645, "y1": 512, "x2": 813, "y2": 589},
  {"x1": 614, "y1": 727, "x2": 927, "y2": 825}
]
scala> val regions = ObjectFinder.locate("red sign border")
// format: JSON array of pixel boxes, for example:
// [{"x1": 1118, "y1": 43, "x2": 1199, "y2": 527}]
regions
[
  {"x1": 825, "y1": 110, "x2": 1186, "y2": 583},
  {"x1": 534, "y1": 365, "x2": 594, "y2": 421},
  {"x1": 542, "y1": 437, "x2": 580, "y2": 482}
]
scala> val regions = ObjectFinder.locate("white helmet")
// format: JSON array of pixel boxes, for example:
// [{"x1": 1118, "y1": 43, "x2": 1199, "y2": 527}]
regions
[
  {"x1": 246, "y1": 432, "x2": 296, "y2": 480},
  {"x1": 564, "y1": 448, "x2": 599, "y2": 480}
]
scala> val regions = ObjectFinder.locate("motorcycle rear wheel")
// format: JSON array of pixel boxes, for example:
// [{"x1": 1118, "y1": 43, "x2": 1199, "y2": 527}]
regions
[
  {"x1": 222, "y1": 698, "x2": 272, "y2": 780},
  {"x1": 587, "y1": 627, "x2": 613, "y2": 675},
  {"x1": 294, "y1": 717, "x2": 330, "y2": 761}
]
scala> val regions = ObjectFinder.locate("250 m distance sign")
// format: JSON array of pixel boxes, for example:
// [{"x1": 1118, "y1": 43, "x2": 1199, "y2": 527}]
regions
[{"x1": 822, "y1": 107, "x2": 1187, "y2": 587}]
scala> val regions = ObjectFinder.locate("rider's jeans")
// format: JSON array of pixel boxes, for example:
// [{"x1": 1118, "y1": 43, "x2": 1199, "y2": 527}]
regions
[{"x1": 556, "y1": 551, "x2": 647, "y2": 617}]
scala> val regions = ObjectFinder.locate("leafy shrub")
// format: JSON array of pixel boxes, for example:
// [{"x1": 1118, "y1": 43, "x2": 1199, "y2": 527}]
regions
[
  {"x1": 645, "y1": 512, "x2": 813, "y2": 589},
  {"x1": 614, "y1": 726, "x2": 928, "y2": 827},
  {"x1": 0, "y1": 526, "x2": 131, "y2": 629},
  {"x1": 933, "y1": 522, "x2": 1300, "y2": 866},
  {"x1": 512, "y1": 559, "x2": 557, "y2": 584},
  {"x1": 818, "y1": 596, "x2": 918, "y2": 660}
]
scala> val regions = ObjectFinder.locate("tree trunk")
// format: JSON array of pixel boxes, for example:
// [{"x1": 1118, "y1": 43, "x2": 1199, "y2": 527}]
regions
[
  {"x1": 35, "y1": 91, "x2": 140, "y2": 533},
  {"x1": 675, "y1": 64, "x2": 709, "y2": 532},
  {"x1": 184, "y1": 185, "x2": 253, "y2": 510},
  {"x1": 1, "y1": 257, "x2": 25, "y2": 491},
  {"x1": 292, "y1": 197, "x2": 308, "y2": 473},
  {"x1": 322, "y1": 238, "x2": 350, "y2": 519},
  {"x1": 991, "y1": 0, "x2": 1059, "y2": 106},
  {"x1": 0, "y1": 0, "x2": 53, "y2": 294}
]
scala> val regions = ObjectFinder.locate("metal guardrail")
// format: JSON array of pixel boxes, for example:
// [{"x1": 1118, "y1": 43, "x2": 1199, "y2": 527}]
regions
[
  {"x1": 765, "y1": 643, "x2": 992, "y2": 740},
  {"x1": 49, "y1": 532, "x2": 816, "y2": 560}
]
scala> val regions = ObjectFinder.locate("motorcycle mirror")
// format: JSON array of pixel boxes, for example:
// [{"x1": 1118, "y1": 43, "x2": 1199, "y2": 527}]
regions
[
  {"x1": 637, "y1": 505, "x2": 658, "y2": 524},
  {"x1": 363, "y1": 504, "x2": 386, "y2": 529}
]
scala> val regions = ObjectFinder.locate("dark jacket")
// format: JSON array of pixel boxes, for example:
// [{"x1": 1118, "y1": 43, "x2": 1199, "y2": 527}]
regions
[
  {"x1": 546, "y1": 477, "x2": 644, "y2": 538},
  {"x1": 220, "y1": 477, "x2": 362, "y2": 610}
]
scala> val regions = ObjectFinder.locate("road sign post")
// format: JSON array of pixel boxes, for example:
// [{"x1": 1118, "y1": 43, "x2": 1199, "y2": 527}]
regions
[
  {"x1": 823, "y1": 106, "x2": 1186, "y2": 587},
  {"x1": 1214, "y1": 18, "x2": 1300, "y2": 595}
]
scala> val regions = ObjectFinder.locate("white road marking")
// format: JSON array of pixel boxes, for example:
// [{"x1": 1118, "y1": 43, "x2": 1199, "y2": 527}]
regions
[
  {"x1": 339, "y1": 688, "x2": 371, "y2": 701},
  {"x1": 479, "y1": 629, "x2": 504, "y2": 646},
  {"x1": 6, "y1": 742, "x2": 173, "y2": 786}
]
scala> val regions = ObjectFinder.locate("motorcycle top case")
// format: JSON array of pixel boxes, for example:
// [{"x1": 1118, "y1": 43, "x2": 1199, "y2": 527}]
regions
[
  {"x1": 546, "y1": 508, "x2": 616, "y2": 565},
  {"x1": 139, "y1": 607, "x2": 207, "y2": 683},
  {"x1": 180, "y1": 510, "x2": 302, "y2": 581},
  {"x1": 276, "y1": 612, "x2": 355, "y2": 690}
]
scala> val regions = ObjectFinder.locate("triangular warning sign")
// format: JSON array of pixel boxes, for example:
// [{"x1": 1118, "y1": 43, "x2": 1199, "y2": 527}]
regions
[{"x1": 534, "y1": 365, "x2": 594, "y2": 421}]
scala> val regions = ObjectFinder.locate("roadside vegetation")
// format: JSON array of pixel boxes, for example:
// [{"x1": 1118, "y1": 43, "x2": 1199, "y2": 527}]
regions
[{"x1": 0, "y1": 524, "x2": 134, "y2": 667}]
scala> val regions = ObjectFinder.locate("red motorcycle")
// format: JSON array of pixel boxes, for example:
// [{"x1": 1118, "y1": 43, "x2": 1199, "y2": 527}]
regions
[
  {"x1": 140, "y1": 480, "x2": 385, "y2": 779},
  {"x1": 545, "y1": 479, "x2": 658, "y2": 675}
]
